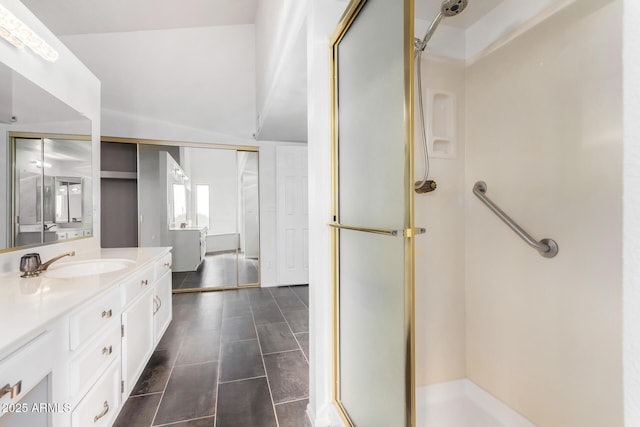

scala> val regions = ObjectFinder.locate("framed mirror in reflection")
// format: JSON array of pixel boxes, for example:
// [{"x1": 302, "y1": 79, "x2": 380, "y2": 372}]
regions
[{"x1": 1, "y1": 62, "x2": 92, "y2": 252}]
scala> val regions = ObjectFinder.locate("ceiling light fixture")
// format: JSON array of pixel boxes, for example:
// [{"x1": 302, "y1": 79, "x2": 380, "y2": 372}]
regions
[
  {"x1": 33, "y1": 159, "x2": 52, "y2": 168},
  {"x1": 0, "y1": 4, "x2": 58, "y2": 62}
]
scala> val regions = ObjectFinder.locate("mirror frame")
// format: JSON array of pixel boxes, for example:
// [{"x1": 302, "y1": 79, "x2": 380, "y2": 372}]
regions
[{"x1": 5, "y1": 131, "x2": 93, "y2": 253}]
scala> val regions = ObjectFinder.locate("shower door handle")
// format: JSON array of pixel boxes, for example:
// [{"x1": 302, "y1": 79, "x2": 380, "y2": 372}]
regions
[{"x1": 329, "y1": 222, "x2": 425, "y2": 237}]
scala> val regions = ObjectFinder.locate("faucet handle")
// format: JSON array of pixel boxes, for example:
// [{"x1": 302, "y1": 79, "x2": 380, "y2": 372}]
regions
[{"x1": 20, "y1": 253, "x2": 42, "y2": 278}]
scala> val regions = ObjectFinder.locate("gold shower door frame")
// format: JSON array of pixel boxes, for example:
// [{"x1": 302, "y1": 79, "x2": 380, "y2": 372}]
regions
[{"x1": 330, "y1": 0, "x2": 416, "y2": 425}]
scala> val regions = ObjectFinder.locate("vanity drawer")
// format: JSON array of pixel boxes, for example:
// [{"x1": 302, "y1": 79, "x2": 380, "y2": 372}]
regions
[
  {"x1": 120, "y1": 264, "x2": 154, "y2": 307},
  {"x1": 71, "y1": 359, "x2": 120, "y2": 427},
  {"x1": 155, "y1": 252, "x2": 172, "y2": 279},
  {"x1": 69, "y1": 322, "x2": 121, "y2": 401},
  {"x1": 67, "y1": 230, "x2": 83, "y2": 239},
  {"x1": 0, "y1": 331, "x2": 54, "y2": 412},
  {"x1": 69, "y1": 287, "x2": 120, "y2": 350}
]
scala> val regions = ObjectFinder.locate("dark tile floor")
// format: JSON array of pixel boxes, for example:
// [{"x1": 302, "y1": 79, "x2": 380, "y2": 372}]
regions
[
  {"x1": 114, "y1": 285, "x2": 310, "y2": 427},
  {"x1": 172, "y1": 252, "x2": 260, "y2": 290}
]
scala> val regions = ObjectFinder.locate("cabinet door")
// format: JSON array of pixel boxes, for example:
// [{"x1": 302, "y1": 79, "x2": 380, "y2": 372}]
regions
[
  {"x1": 121, "y1": 290, "x2": 154, "y2": 397},
  {"x1": 154, "y1": 270, "x2": 173, "y2": 345}
]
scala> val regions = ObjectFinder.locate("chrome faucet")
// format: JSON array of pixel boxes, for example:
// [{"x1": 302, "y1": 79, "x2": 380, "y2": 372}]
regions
[{"x1": 19, "y1": 251, "x2": 75, "y2": 278}]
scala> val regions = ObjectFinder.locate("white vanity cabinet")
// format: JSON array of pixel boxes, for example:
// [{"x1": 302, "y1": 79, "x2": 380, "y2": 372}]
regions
[
  {"x1": 121, "y1": 290, "x2": 154, "y2": 397},
  {"x1": 120, "y1": 253, "x2": 172, "y2": 398},
  {"x1": 67, "y1": 284, "x2": 123, "y2": 427},
  {"x1": 169, "y1": 227, "x2": 206, "y2": 272},
  {"x1": 153, "y1": 253, "x2": 173, "y2": 345},
  {"x1": 0, "y1": 329, "x2": 60, "y2": 427},
  {"x1": 0, "y1": 248, "x2": 172, "y2": 427}
]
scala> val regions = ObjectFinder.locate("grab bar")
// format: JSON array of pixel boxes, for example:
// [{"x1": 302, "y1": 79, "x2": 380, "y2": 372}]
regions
[{"x1": 473, "y1": 181, "x2": 558, "y2": 258}]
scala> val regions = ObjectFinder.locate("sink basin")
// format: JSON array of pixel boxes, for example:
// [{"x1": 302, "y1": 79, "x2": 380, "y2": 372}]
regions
[{"x1": 44, "y1": 259, "x2": 135, "y2": 278}]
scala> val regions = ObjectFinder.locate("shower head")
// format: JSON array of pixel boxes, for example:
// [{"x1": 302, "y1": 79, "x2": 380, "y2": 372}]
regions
[
  {"x1": 440, "y1": 0, "x2": 468, "y2": 17},
  {"x1": 415, "y1": 0, "x2": 469, "y2": 53}
]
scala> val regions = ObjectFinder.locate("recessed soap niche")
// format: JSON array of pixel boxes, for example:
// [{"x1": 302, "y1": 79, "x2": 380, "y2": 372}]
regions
[{"x1": 425, "y1": 88, "x2": 456, "y2": 159}]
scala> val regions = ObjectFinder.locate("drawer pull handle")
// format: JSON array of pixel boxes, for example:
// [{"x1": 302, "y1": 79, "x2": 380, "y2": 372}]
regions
[
  {"x1": 102, "y1": 345, "x2": 113, "y2": 356},
  {"x1": 101, "y1": 309, "x2": 112, "y2": 319},
  {"x1": 153, "y1": 295, "x2": 163, "y2": 315},
  {"x1": 94, "y1": 401, "x2": 109, "y2": 423},
  {"x1": 0, "y1": 381, "x2": 21, "y2": 399},
  {"x1": 164, "y1": 262, "x2": 171, "y2": 268},
  {"x1": 141, "y1": 279, "x2": 149, "y2": 286}
]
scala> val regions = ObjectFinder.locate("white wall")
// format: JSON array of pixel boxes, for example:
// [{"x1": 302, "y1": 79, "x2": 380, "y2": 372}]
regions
[
  {"x1": 0, "y1": 0, "x2": 100, "y2": 274},
  {"x1": 306, "y1": 0, "x2": 349, "y2": 424},
  {"x1": 1, "y1": 124, "x2": 8, "y2": 248},
  {"x1": 465, "y1": 1, "x2": 622, "y2": 425},
  {"x1": 623, "y1": 0, "x2": 640, "y2": 422},
  {"x1": 60, "y1": 26, "x2": 255, "y2": 144},
  {"x1": 255, "y1": 0, "x2": 308, "y2": 141},
  {"x1": 138, "y1": 145, "x2": 163, "y2": 247},
  {"x1": 185, "y1": 148, "x2": 238, "y2": 236},
  {"x1": 414, "y1": 55, "x2": 467, "y2": 386}
]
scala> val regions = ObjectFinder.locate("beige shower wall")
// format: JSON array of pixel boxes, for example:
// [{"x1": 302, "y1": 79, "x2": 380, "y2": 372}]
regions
[
  {"x1": 414, "y1": 55, "x2": 467, "y2": 386},
  {"x1": 465, "y1": 0, "x2": 623, "y2": 425}
]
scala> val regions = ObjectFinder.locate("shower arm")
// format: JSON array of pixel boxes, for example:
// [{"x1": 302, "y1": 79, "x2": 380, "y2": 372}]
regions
[
  {"x1": 415, "y1": 12, "x2": 443, "y2": 53},
  {"x1": 473, "y1": 181, "x2": 559, "y2": 258}
]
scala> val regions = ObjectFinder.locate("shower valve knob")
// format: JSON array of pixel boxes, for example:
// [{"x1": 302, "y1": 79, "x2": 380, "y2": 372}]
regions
[{"x1": 415, "y1": 180, "x2": 437, "y2": 194}]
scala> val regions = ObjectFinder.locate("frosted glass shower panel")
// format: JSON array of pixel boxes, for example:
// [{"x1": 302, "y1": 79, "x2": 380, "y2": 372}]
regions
[
  {"x1": 339, "y1": 229, "x2": 407, "y2": 426},
  {"x1": 337, "y1": 0, "x2": 407, "y2": 230}
]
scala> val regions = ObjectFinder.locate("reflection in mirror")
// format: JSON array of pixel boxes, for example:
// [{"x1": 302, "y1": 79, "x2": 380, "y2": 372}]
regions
[
  {"x1": 11, "y1": 136, "x2": 92, "y2": 248},
  {"x1": 54, "y1": 178, "x2": 83, "y2": 223},
  {"x1": 238, "y1": 151, "x2": 259, "y2": 286},
  {"x1": 1, "y1": 61, "x2": 92, "y2": 251},
  {"x1": 135, "y1": 144, "x2": 260, "y2": 290}
]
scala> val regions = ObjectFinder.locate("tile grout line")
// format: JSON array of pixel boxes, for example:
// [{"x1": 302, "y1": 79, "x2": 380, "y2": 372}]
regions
[
  {"x1": 154, "y1": 414, "x2": 215, "y2": 427},
  {"x1": 262, "y1": 348, "x2": 304, "y2": 357},
  {"x1": 251, "y1": 289, "x2": 281, "y2": 427},
  {"x1": 289, "y1": 285, "x2": 310, "y2": 310},
  {"x1": 271, "y1": 287, "x2": 308, "y2": 362},
  {"x1": 128, "y1": 391, "x2": 164, "y2": 398},
  {"x1": 214, "y1": 292, "x2": 226, "y2": 427},
  {"x1": 218, "y1": 374, "x2": 268, "y2": 385},
  {"x1": 273, "y1": 396, "x2": 310, "y2": 406},
  {"x1": 285, "y1": 286, "x2": 310, "y2": 363},
  {"x1": 149, "y1": 323, "x2": 186, "y2": 427},
  {"x1": 292, "y1": 331, "x2": 309, "y2": 365}
]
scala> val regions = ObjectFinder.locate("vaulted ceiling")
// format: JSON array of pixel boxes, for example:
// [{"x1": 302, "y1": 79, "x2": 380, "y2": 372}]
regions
[{"x1": 17, "y1": 0, "x2": 513, "y2": 143}]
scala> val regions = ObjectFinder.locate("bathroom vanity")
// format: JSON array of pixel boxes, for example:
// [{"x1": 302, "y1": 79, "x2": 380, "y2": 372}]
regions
[
  {"x1": 0, "y1": 247, "x2": 172, "y2": 427},
  {"x1": 169, "y1": 226, "x2": 207, "y2": 272}
]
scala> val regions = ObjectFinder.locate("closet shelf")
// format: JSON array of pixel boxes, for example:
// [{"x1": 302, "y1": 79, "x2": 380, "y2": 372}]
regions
[{"x1": 101, "y1": 171, "x2": 137, "y2": 180}]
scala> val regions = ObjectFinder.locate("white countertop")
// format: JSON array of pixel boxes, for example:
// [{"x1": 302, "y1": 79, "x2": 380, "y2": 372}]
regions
[{"x1": 0, "y1": 247, "x2": 171, "y2": 361}]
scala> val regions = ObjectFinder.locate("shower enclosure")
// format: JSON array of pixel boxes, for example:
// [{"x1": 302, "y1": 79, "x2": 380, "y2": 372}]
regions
[{"x1": 330, "y1": 0, "x2": 420, "y2": 425}]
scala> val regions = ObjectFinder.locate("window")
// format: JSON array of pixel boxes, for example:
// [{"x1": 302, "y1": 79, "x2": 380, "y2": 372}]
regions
[
  {"x1": 172, "y1": 184, "x2": 187, "y2": 225},
  {"x1": 196, "y1": 184, "x2": 210, "y2": 230}
]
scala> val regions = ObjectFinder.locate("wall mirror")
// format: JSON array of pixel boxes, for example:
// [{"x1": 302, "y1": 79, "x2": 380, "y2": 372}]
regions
[
  {"x1": 101, "y1": 141, "x2": 259, "y2": 292},
  {"x1": 1, "y1": 62, "x2": 92, "y2": 251}
]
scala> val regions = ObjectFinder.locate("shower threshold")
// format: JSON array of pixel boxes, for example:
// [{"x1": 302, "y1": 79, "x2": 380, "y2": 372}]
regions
[{"x1": 416, "y1": 379, "x2": 536, "y2": 427}]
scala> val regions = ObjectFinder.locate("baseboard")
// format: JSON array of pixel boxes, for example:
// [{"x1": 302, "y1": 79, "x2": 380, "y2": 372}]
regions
[
  {"x1": 313, "y1": 401, "x2": 348, "y2": 427},
  {"x1": 417, "y1": 379, "x2": 536, "y2": 427}
]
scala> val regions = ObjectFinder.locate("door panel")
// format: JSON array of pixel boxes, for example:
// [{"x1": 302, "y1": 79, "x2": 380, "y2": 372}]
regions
[
  {"x1": 339, "y1": 229, "x2": 407, "y2": 425},
  {"x1": 331, "y1": 0, "x2": 415, "y2": 425},
  {"x1": 276, "y1": 146, "x2": 309, "y2": 285}
]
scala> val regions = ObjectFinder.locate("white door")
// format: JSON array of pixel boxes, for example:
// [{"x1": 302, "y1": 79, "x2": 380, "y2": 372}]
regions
[{"x1": 276, "y1": 146, "x2": 309, "y2": 285}]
